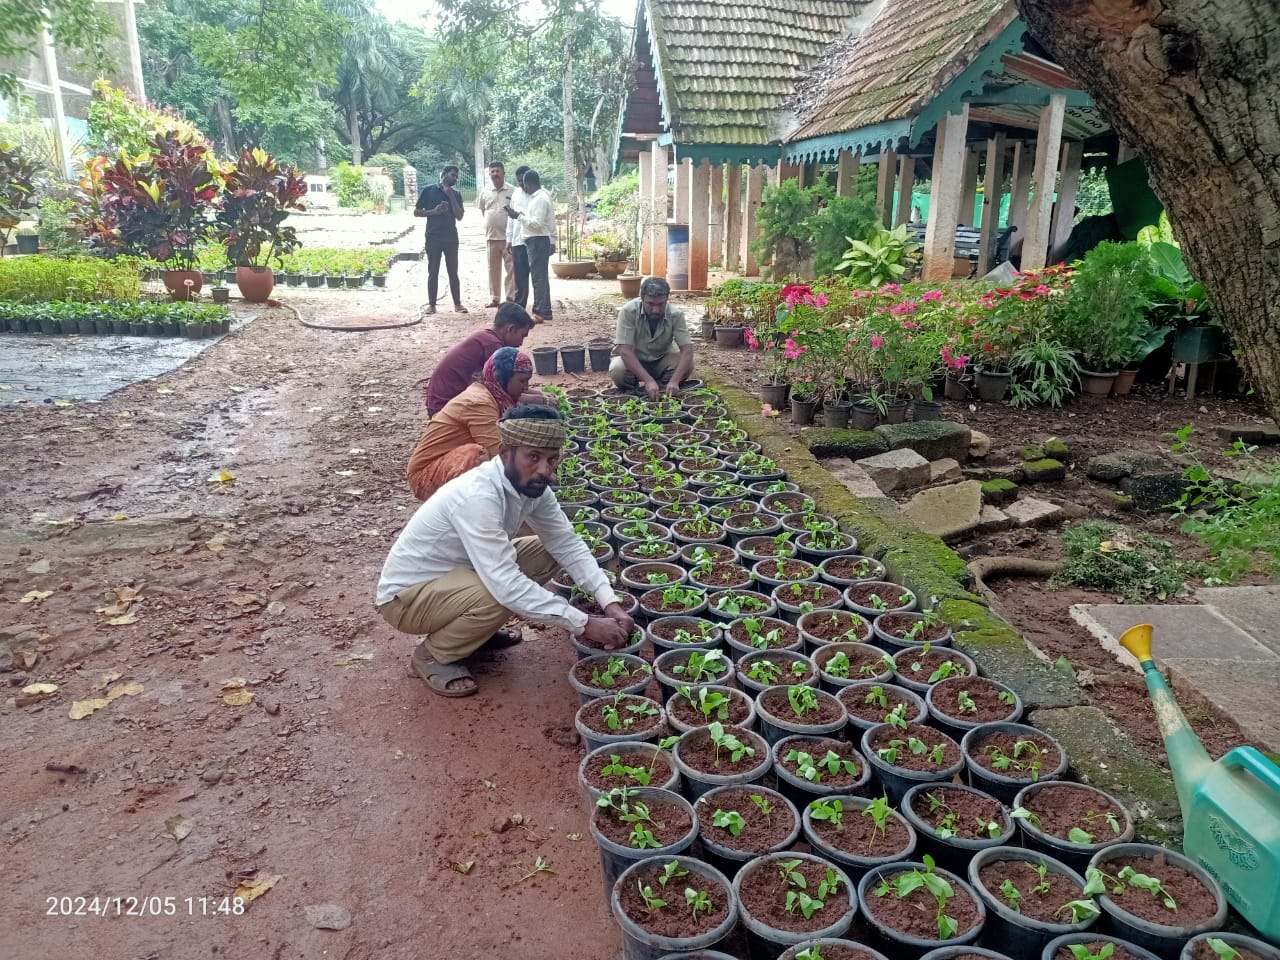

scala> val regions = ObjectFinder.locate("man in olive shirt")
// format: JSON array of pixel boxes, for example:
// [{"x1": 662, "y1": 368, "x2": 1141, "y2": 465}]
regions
[{"x1": 609, "y1": 276, "x2": 695, "y2": 400}]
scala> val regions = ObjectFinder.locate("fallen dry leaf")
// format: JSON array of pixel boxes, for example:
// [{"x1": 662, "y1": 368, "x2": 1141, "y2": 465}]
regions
[
  {"x1": 165, "y1": 814, "x2": 193, "y2": 841},
  {"x1": 454, "y1": 860, "x2": 475, "y2": 875},
  {"x1": 206, "y1": 532, "x2": 229, "y2": 553},
  {"x1": 221, "y1": 677, "x2": 247, "y2": 689},
  {"x1": 22, "y1": 682, "x2": 58, "y2": 696},
  {"x1": 98, "y1": 670, "x2": 122, "y2": 688},
  {"x1": 112, "y1": 514, "x2": 128, "y2": 521},
  {"x1": 207, "y1": 468, "x2": 235, "y2": 485},
  {"x1": 223, "y1": 689, "x2": 254, "y2": 706},
  {"x1": 335, "y1": 469, "x2": 355, "y2": 477},
  {"x1": 69, "y1": 698, "x2": 111, "y2": 720},
  {"x1": 334, "y1": 653, "x2": 373, "y2": 667},
  {"x1": 233, "y1": 872, "x2": 282, "y2": 903},
  {"x1": 105, "y1": 680, "x2": 143, "y2": 700},
  {"x1": 229, "y1": 593, "x2": 262, "y2": 607},
  {"x1": 19, "y1": 590, "x2": 53, "y2": 604},
  {"x1": 106, "y1": 613, "x2": 138, "y2": 626}
]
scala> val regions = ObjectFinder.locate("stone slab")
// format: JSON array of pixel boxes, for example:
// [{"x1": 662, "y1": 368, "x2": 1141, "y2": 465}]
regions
[
  {"x1": 1214, "y1": 423, "x2": 1280, "y2": 445},
  {"x1": 805, "y1": 428, "x2": 889, "y2": 461},
  {"x1": 901, "y1": 480, "x2": 983, "y2": 541},
  {"x1": 856, "y1": 448, "x2": 930, "y2": 494},
  {"x1": 819, "y1": 458, "x2": 893, "y2": 503},
  {"x1": 1070, "y1": 602, "x2": 1277, "y2": 674},
  {"x1": 1162, "y1": 658, "x2": 1280, "y2": 753},
  {"x1": 929, "y1": 458, "x2": 962, "y2": 483},
  {"x1": 874, "y1": 421, "x2": 972, "y2": 463},
  {"x1": 1003, "y1": 497, "x2": 1063, "y2": 528},
  {"x1": 969, "y1": 429, "x2": 992, "y2": 458},
  {"x1": 976, "y1": 504, "x2": 1013, "y2": 533},
  {"x1": 1197, "y1": 585, "x2": 1280, "y2": 657},
  {"x1": 1023, "y1": 458, "x2": 1066, "y2": 483},
  {"x1": 1120, "y1": 472, "x2": 1188, "y2": 511}
]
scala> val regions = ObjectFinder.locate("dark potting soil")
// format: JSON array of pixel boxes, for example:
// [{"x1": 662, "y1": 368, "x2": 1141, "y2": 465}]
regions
[
  {"x1": 615, "y1": 862, "x2": 732, "y2": 938},
  {"x1": 626, "y1": 563, "x2": 683, "y2": 586},
  {"x1": 688, "y1": 544, "x2": 738, "y2": 564},
  {"x1": 865, "y1": 867, "x2": 982, "y2": 941},
  {"x1": 679, "y1": 725, "x2": 767, "y2": 777},
  {"x1": 759, "y1": 558, "x2": 818, "y2": 581},
  {"x1": 776, "y1": 737, "x2": 865, "y2": 789},
  {"x1": 1190, "y1": 941, "x2": 1272, "y2": 960},
  {"x1": 577, "y1": 695, "x2": 664, "y2": 735},
  {"x1": 667, "y1": 689, "x2": 751, "y2": 728},
  {"x1": 978, "y1": 858, "x2": 1084, "y2": 922},
  {"x1": 641, "y1": 590, "x2": 707, "y2": 615},
  {"x1": 867, "y1": 723, "x2": 961, "y2": 772},
  {"x1": 877, "y1": 612, "x2": 951, "y2": 643},
  {"x1": 649, "y1": 619, "x2": 719, "y2": 644},
  {"x1": 792, "y1": 948, "x2": 882, "y2": 960},
  {"x1": 909, "y1": 786, "x2": 1008, "y2": 841},
  {"x1": 778, "y1": 582, "x2": 842, "y2": 607},
  {"x1": 811, "y1": 798, "x2": 912, "y2": 859},
  {"x1": 621, "y1": 542, "x2": 682, "y2": 563},
  {"x1": 698, "y1": 786, "x2": 796, "y2": 853},
  {"x1": 571, "y1": 658, "x2": 651, "y2": 691},
  {"x1": 728, "y1": 618, "x2": 799, "y2": 649},
  {"x1": 727, "y1": 515, "x2": 774, "y2": 534},
  {"x1": 593, "y1": 794, "x2": 694, "y2": 848},
  {"x1": 817, "y1": 644, "x2": 890, "y2": 680},
  {"x1": 930, "y1": 676, "x2": 1018, "y2": 724},
  {"x1": 766, "y1": 493, "x2": 812, "y2": 513},
  {"x1": 695, "y1": 563, "x2": 754, "y2": 587},
  {"x1": 739, "y1": 537, "x2": 793, "y2": 559},
  {"x1": 968, "y1": 730, "x2": 1063, "y2": 781},
  {"x1": 673, "y1": 521, "x2": 725, "y2": 540},
  {"x1": 893, "y1": 648, "x2": 971, "y2": 685},
  {"x1": 581, "y1": 748, "x2": 675, "y2": 791},
  {"x1": 711, "y1": 589, "x2": 773, "y2": 617},
  {"x1": 822, "y1": 556, "x2": 881, "y2": 581},
  {"x1": 657, "y1": 505, "x2": 703, "y2": 523},
  {"x1": 661, "y1": 651, "x2": 731, "y2": 683},
  {"x1": 838, "y1": 683, "x2": 919, "y2": 723},
  {"x1": 714, "y1": 500, "x2": 760, "y2": 518},
  {"x1": 1053, "y1": 944, "x2": 1149, "y2": 960},
  {"x1": 757, "y1": 686, "x2": 844, "y2": 728},
  {"x1": 803, "y1": 611, "x2": 872, "y2": 643},
  {"x1": 742, "y1": 653, "x2": 816, "y2": 685},
  {"x1": 738, "y1": 858, "x2": 850, "y2": 935},
  {"x1": 653, "y1": 488, "x2": 699, "y2": 505},
  {"x1": 1022, "y1": 784, "x2": 1126, "y2": 843},
  {"x1": 1104, "y1": 855, "x2": 1221, "y2": 926},
  {"x1": 846, "y1": 583, "x2": 913, "y2": 610}
]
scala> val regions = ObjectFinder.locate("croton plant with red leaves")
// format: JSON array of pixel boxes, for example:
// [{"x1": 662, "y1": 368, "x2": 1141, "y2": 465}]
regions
[{"x1": 214, "y1": 147, "x2": 308, "y2": 269}]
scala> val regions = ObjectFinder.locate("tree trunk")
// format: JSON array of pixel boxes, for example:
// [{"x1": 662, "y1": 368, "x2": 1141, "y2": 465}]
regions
[
  {"x1": 1016, "y1": 0, "x2": 1280, "y2": 426},
  {"x1": 348, "y1": 92, "x2": 362, "y2": 165},
  {"x1": 216, "y1": 97, "x2": 237, "y2": 154},
  {"x1": 473, "y1": 127, "x2": 485, "y2": 185},
  {"x1": 561, "y1": 36, "x2": 580, "y2": 227}
]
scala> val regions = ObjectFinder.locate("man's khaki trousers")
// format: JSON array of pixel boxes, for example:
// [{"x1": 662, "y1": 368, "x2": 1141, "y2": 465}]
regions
[
  {"x1": 377, "y1": 536, "x2": 560, "y2": 663},
  {"x1": 608, "y1": 346, "x2": 682, "y2": 391},
  {"x1": 487, "y1": 239, "x2": 515, "y2": 302}
]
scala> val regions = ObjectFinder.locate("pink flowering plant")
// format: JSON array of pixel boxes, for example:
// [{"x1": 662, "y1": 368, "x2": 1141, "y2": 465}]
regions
[
  {"x1": 970, "y1": 267, "x2": 1070, "y2": 372},
  {"x1": 748, "y1": 283, "x2": 824, "y2": 385}
]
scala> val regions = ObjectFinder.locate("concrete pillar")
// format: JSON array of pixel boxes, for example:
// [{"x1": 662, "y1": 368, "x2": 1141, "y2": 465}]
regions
[
  {"x1": 960, "y1": 149, "x2": 980, "y2": 228},
  {"x1": 1022, "y1": 93, "x2": 1067, "y2": 271},
  {"x1": 836, "y1": 148, "x2": 859, "y2": 197},
  {"x1": 121, "y1": 0, "x2": 147, "y2": 99},
  {"x1": 894, "y1": 156, "x2": 916, "y2": 227},
  {"x1": 743, "y1": 163, "x2": 763, "y2": 277},
  {"x1": 724, "y1": 164, "x2": 743, "y2": 273},
  {"x1": 708, "y1": 164, "x2": 725, "y2": 267},
  {"x1": 39, "y1": 29, "x2": 72, "y2": 180},
  {"x1": 403, "y1": 165, "x2": 418, "y2": 205},
  {"x1": 638, "y1": 157, "x2": 653, "y2": 275},
  {"x1": 876, "y1": 149, "x2": 897, "y2": 226},
  {"x1": 921, "y1": 106, "x2": 969, "y2": 283},
  {"x1": 977, "y1": 133, "x2": 1007, "y2": 274},
  {"x1": 689, "y1": 159, "x2": 711, "y2": 291},
  {"x1": 675, "y1": 157, "x2": 692, "y2": 224},
  {"x1": 1008, "y1": 141, "x2": 1033, "y2": 236},
  {"x1": 1049, "y1": 141, "x2": 1084, "y2": 258},
  {"x1": 650, "y1": 140, "x2": 669, "y2": 278},
  {"x1": 1117, "y1": 140, "x2": 1137, "y2": 164}
]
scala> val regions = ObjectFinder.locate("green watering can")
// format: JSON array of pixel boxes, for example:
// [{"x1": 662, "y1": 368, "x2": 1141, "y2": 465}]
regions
[{"x1": 1120, "y1": 624, "x2": 1280, "y2": 941}]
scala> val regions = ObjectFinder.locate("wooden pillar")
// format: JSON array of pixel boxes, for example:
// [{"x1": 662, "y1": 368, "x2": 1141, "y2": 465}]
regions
[
  {"x1": 1008, "y1": 141, "x2": 1034, "y2": 236},
  {"x1": 650, "y1": 140, "x2": 668, "y2": 278},
  {"x1": 638, "y1": 156, "x2": 653, "y2": 275},
  {"x1": 1021, "y1": 93, "x2": 1066, "y2": 271},
  {"x1": 724, "y1": 164, "x2": 743, "y2": 273},
  {"x1": 675, "y1": 157, "x2": 692, "y2": 224},
  {"x1": 836, "y1": 148, "x2": 858, "y2": 197},
  {"x1": 959, "y1": 149, "x2": 980, "y2": 227},
  {"x1": 922, "y1": 106, "x2": 969, "y2": 282},
  {"x1": 708, "y1": 164, "x2": 725, "y2": 267},
  {"x1": 743, "y1": 163, "x2": 763, "y2": 277},
  {"x1": 977, "y1": 133, "x2": 1007, "y2": 274},
  {"x1": 774, "y1": 159, "x2": 801, "y2": 186},
  {"x1": 689, "y1": 159, "x2": 711, "y2": 291},
  {"x1": 876, "y1": 148, "x2": 897, "y2": 226},
  {"x1": 1049, "y1": 141, "x2": 1084, "y2": 258},
  {"x1": 894, "y1": 156, "x2": 916, "y2": 226}
]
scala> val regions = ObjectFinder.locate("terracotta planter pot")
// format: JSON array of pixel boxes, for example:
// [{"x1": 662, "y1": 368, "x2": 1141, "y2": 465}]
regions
[
  {"x1": 618, "y1": 274, "x2": 643, "y2": 298},
  {"x1": 1111, "y1": 368, "x2": 1138, "y2": 396},
  {"x1": 236, "y1": 265, "x2": 275, "y2": 303},
  {"x1": 162, "y1": 270, "x2": 203, "y2": 302},
  {"x1": 552, "y1": 260, "x2": 594, "y2": 279},
  {"x1": 595, "y1": 259, "x2": 627, "y2": 278},
  {"x1": 1079, "y1": 369, "x2": 1118, "y2": 396}
]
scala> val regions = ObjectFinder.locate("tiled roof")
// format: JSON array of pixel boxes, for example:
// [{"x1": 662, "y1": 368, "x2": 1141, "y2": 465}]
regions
[
  {"x1": 786, "y1": 0, "x2": 1016, "y2": 142},
  {"x1": 645, "y1": 0, "x2": 876, "y2": 145}
]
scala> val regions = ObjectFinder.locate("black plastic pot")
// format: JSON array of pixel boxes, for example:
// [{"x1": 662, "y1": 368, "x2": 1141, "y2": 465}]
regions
[
  {"x1": 671, "y1": 723, "x2": 771, "y2": 801},
  {"x1": 891, "y1": 646, "x2": 978, "y2": 696},
  {"x1": 802, "y1": 793, "x2": 916, "y2": 884},
  {"x1": 578, "y1": 739, "x2": 681, "y2": 806},
  {"x1": 812, "y1": 642, "x2": 894, "y2": 695},
  {"x1": 568, "y1": 653, "x2": 654, "y2": 704},
  {"x1": 663, "y1": 682, "x2": 754, "y2": 735},
  {"x1": 900, "y1": 783, "x2": 1014, "y2": 875},
  {"x1": 1181, "y1": 933, "x2": 1280, "y2": 960},
  {"x1": 861, "y1": 722, "x2": 965, "y2": 806},
  {"x1": 772, "y1": 736, "x2": 871, "y2": 809},
  {"x1": 736, "y1": 650, "x2": 818, "y2": 696},
  {"x1": 871, "y1": 612, "x2": 955, "y2": 652},
  {"x1": 724, "y1": 615, "x2": 803, "y2": 659},
  {"x1": 920, "y1": 947, "x2": 1012, "y2": 960},
  {"x1": 569, "y1": 628, "x2": 646, "y2": 662},
  {"x1": 819, "y1": 555, "x2": 888, "y2": 588},
  {"x1": 960, "y1": 722, "x2": 1069, "y2": 804},
  {"x1": 782, "y1": 940, "x2": 892, "y2": 960},
  {"x1": 612, "y1": 854, "x2": 738, "y2": 960},
  {"x1": 1011, "y1": 781, "x2": 1136, "y2": 873},
  {"x1": 968, "y1": 845, "x2": 1098, "y2": 957},
  {"x1": 532, "y1": 346, "x2": 559, "y2": 375},
  {"x1": 693, "y1": 784, "x2": 799, "y2": 878},
  {"x1": 591, "y1": 787, "x2": 697, "y2": 900},
  {"x1": 1041, "y1": 933, "x2": 1162, "y2": 960},
  {"x1": 734, "y1": 852, "x2": 858, "y2": 959},
  {"x1": 857, "y1": 860, "x2": 985, "y2": 959},
  {"x1": 588, "y1": 340, "x2": 613, "y2": 372},
  {"x1": 925, "y1": 675, "x2": 1023, "y2": 742},
  {"x1": 575, "y1": 695, "x2": 667, "y2": 754},
  {"x1": 645, "y1": 615, "x2": 723, "y2": 654},
  {"x1": 838, "y1": 682, "x2": 929, "y2": 740},
  {"x1": 561, "y1": 344, "x2": 586, "y2": 373}
]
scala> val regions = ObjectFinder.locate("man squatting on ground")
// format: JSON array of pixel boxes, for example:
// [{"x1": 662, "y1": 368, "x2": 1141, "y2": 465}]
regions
[
  {"x1": 376, "y1": 405, "x2": 634, "y2": 697},
  {"x1": 609, "y1": 276, "x2": 695, "y2": 400}
]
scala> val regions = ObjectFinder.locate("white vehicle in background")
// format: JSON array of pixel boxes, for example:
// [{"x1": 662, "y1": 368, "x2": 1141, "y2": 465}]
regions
[{"x1": 303, "y1": 175, "x2": 337, "y2": 209}]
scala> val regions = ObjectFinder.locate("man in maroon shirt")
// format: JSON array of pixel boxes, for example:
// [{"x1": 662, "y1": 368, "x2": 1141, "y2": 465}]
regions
[{"x1": 425, "y1": 302, "x2": 535, "y2": 415}]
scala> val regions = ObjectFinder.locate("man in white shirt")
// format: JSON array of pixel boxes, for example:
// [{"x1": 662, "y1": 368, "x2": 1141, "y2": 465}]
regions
[
  {"x1": 477, "y1": 160, "x2": 515, "y2": 308},
  {"x1": 376, "y1": 405, "x2": 633, "y2": 697},
  {"x1": 504, "y1": 169, "x2": 555, "y2": 323},
  {"x1": 505, "y1": 165, "x2": 530, "y2": 309}
]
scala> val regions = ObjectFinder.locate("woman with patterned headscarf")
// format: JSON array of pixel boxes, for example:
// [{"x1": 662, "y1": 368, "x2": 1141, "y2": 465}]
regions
[{"x1": 406, "y1": 346, "x2": 533, "y2": 500}]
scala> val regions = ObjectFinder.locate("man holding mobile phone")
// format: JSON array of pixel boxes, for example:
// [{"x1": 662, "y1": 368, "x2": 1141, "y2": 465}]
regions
[{"x1": 414, "y1": 163, "x2": 466, "y2": 315}]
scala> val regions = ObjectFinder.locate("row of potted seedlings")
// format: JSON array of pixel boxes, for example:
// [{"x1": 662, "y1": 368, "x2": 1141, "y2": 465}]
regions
[
  {"x1": 546, "y1": 387, "x2": 1265, "y2": 960},
  {"x1": 0, "y1": 299, "x2": 233, "y2": 338}
]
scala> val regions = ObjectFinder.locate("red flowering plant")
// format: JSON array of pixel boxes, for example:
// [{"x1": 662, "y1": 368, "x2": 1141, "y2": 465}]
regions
[
  {"x1": 747, "y1": 283, "x2": 824, "y2": 386},
  {"x1": 968, "y1": 268, "x2": 1069, "y2": 372},
  {"x1": 863, "y1": 286, "x2": 962, "y2": 401}
]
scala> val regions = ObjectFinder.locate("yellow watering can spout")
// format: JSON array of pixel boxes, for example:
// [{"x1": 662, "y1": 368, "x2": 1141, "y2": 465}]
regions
[{"x1": 1119, "y1": 623, "x2": 1153, "y2": 664}]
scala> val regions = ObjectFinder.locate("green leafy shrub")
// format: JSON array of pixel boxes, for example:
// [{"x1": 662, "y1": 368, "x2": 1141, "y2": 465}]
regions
[
  {"x1": 753, "y1": 178, "x2": 831, "y2": 279},
  {"x1": 1050, "y1": 519, "x2": 1205, "y2": 601},
  {"x1": 591, "y1": 171, "x2": 638, "y2": 219},
  {"x1": 37, "y1": 198, "x2": 85, "y2": 258},
  {"x1": 0, "y1": 255, "x2": 141, "y2": 302},
  {"x1": 838, "y1": 223, "x2": 919, "y2": 288},
  {"x1": 0, "y1": 298, "x2": 228, "y2": 328},
  {"x1": 1058, "y1": 241, "x2": 1153, "y2": 369},
  {"x1": 809, "y1": 193, "x2": 878, "y2": 277}
]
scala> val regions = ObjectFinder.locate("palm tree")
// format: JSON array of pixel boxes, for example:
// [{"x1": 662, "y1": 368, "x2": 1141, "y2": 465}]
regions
[
  {"x1": 326, "y1": 0, "x2": 396, "y2": 163},
  {"x1": 440, "y1": 68, "x2": 495, "y2": 179}
]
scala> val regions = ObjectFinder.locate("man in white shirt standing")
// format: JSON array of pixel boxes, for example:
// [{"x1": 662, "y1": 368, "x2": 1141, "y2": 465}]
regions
[
  {"x1": 376, "y1": 405, "x2": 633, "y2": 697},
  {"x1": 477, "y1": 160, "x2": 515, "y2": 308},
  {"x1": 505, "y1": 165, "x2": 530, "y2": 309},
  {"x1": 505, "y1": 169, "x2": 554, "y2": 324}
]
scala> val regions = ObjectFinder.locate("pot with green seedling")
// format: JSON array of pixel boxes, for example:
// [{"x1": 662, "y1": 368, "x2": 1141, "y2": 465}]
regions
[
  {"x1": 755, "y1": 684, "x2": 848, "y2": 746},
  {"x1": 1042, "y1": 933, "x2": 1165, "y2": 960},
  {"x1": 570, "y1": 622, "x2": 646, "y2": 661},
  {"x1": 579, "y1": 738, "x2": 682, "y2": 805},
  {"x1": 671, "y1": 516, "x2": 729, "y2": 547},
  {"x1": 677, "y1": 541, "x2": 738, "y2": 568},
  {"x1": 733, "y1": 852, "x2": 858, "y2": 958},
  {"x1": 621, "y1": 562, "x2": 689, "y2": 593},
  {"x1": 762, "y1": 491, "x2": 816, "y2": 517},
  {"x1": 969, "y1": 846, "x2": 1099, "y2": 956},
  {"x1": 901, "y1": 784, "x2": 1014, "y2": 875},
  {"x1": 1084, "y1": 843, "x2": 1227, "y2": 958},
  {"x1": 613, "y1": 519, "x2": 672, "y2": 549},
  {"x1": 960, "y1": 723, "x2": 1068, "y2": 804},
  {"x1": 843, "y1": 581, "x2": 918, "y2": 620},
  {"x1": 926, "y1": 675, "x2": 1023, "y2": 740},
  {"x1": 694, "y1": 784, "x2": 800, "y2": 878},
  {"x1": 652, "y1": 648, "x2": 733, "y2": 699},
  {"x1": 890, "y1": 643, "x2": 978, "y2": 695},
  {"x1": 707, "y1": 587, "x2": 777, "y2": 623},
  {"x1": 802, "y1": 793, "x2": 917, "y2": 882},
  {"x1": 819, "y1": 555, "x2": 887, "y2": 588},
  {"x1": 798, "y1": 609, "x2": 874, "y2": 652},
  {"x1": 795, "y1": 521, "x2": 857, "y2": 565},
  {"x1": 838, "y1": 682, "x2": 929, "y2": 739},
  {"x1": 726, "y1": 615, "x2": 803, "y2": 657},
  {"x1": 1180, "y1": 932, "x2": 1280, "y2": 960},
  {"x1": 772, "y1": 736, "x2": 871, "y2": 808},
  {"x1": 858, "y1": 855, "x2": 986, "y2": 955},
  {"x1": 1010, "y1": 782, "x2": 1136, "y2": 873},
  {"x1": 638, "y1": 584, "x2": 709, "y2": 622},
  {"x1": 665, "y1": 683, "x2": 757, "y2": 735},
  {"x1": 747, "y1": 479, "x2": 800, "y2": 496},
  {"x1": 671, "y1": 721, "x2": 772, "y2": 801},
  {"x1": 862, "y1": 721, "x2": 965, "y2": 806},
  {"x1": 723, "y1": 510, "x2": 784, "y2": 545},
  {"x1": 568, "y1": 655, "x2": 655, "y2": 706},
  {"x1": 611, "y1": 854, "x2": 739, "y2": 960},
  {"x1": 621, "y1": 538, "x2": 684, "y2": 565},
  {"x1": 591, "y1": 786, "x2": 699, "y2": 900},
  {"x1": 918, "y1": 945, "x2": 1013, "y2": 960},
  {"x1": 737, "y1": 650, "x2": 818, "y2": 696},
  {"x1": 781, "y1": 940, "x2": 893, "y2": 960},
  {"x1": 773, "y1": 581, "x2": 844, "y2": 624},
  {"x1": 813, "y1": 643, "x2": 896, "y2": 694},
  {"x1": 751, "y1": 557, "x2": 820, "y2": 592},
  {"x1": 872, "y1": 608, "x2": 953, "y2": 651},
  {"x1": 575, "y1": 693, "x2": 668, "y2": 753},
  {"x1": 646, "y1": 615, "x2": 723, "y2": 654},
  {"x1": 687, "y1": 559, "x2": 756, "y2": 593},
  {"x1": 602, "y1": 504, "x2": 658, "y2": 526}
]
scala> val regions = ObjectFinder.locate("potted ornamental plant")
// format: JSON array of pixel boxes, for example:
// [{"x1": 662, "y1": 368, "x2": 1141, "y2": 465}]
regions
[
  {"x1": 588, "y1": 228, "x2": 632, "y2": 279},
  {"x1": 1059, "y1": 242, "x2": 1153, "y2": 395},
  {"x1": 214, "y1": 147, "x2": 308, "y2": 302},
  {"x1": 0, "y1": 140, "x2": 43, "y2": 256}
]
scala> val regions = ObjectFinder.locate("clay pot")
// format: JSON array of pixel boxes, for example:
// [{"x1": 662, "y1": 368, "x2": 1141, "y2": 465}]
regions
[{"x1": 236, "y1": 265, "x2": 275, "y2": 303}]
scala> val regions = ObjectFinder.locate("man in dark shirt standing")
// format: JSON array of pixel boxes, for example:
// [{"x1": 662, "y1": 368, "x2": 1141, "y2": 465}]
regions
[{"x1": 415, "y1": 163, "x2": 466, "y2": 315}]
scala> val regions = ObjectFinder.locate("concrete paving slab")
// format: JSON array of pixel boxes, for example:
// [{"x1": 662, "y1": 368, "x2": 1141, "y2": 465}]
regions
[
  {"x1": 901, "y1": 480, "x2": 983, "y2": 541},
  {"x1": 1197, "y1": 585, "x2": 1280, "y2": 657},
  {"x1": 1004, "y1": 496, "x2": 1063, "y2": 527},
  {"x1": 977, "y1": 504, "x2": 1014, "y2": 533},
  {"x1": 1071, "y1": 602, "x2": 1278, "y2": 674},
  {"x1": 856, "y1": 448, "x2": 930, "y2": 493},
  {"x1": 819, "y1": 458, "x2": 892, "y2": 503},
  {"x1": 1163, "y1": 658, "x2": 1280, "y2": 753}
]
